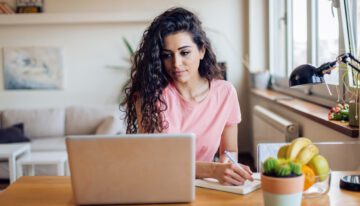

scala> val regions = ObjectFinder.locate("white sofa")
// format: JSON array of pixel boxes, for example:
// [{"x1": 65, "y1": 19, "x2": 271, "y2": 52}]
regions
[{"x1": 0, "y1": 106, "x2": 126, "y2": 178}]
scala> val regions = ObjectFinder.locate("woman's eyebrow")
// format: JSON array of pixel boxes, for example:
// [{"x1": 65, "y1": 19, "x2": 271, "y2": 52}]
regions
[
  {"x1": 178, "y1": 45, "x2": 191, "y2": 50},
  {"x1": 163, "y1": 45, "x2": 191, "y2": 52}
]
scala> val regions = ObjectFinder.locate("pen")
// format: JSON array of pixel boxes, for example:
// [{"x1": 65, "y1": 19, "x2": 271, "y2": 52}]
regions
[
  {"x1": 224, "y1": 150, "x2": 254, "y2": 181},
  {"x1": 224, "y1": 150, "x2": 238, "y2": 164}
]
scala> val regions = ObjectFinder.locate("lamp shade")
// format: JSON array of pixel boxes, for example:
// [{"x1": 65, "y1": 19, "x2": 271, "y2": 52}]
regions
[{"x1": 289, "y1": 64, "x2": 324, "y2": 87}]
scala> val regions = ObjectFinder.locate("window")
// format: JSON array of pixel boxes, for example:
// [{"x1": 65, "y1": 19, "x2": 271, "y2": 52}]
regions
[
  {"x1": 292, "y1": 0, "x2": 308, "y2": 69},
  {"x1": 269, "y1": 0, "x2": 286, "y2": 78},
  {"x1": 318, "y1": 0, "x2": 339, "y2": 85},
  {"x1": 269, "y1": 0, "x2": 357, "y2": 107},
  {"x1": 358, "y1": 1, "x2": 360, "y2": 51},
  {"x1": 346, "y1": 0, "x2": 359, "y2": 88},
  {"x1": 358, "y1": 2, "x2": 360, "y2": 51}
]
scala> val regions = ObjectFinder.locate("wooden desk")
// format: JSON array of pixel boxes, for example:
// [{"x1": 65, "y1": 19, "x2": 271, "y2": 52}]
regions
[{"x1": 0, "y1": 171, "x2": 359, "y2": 206}]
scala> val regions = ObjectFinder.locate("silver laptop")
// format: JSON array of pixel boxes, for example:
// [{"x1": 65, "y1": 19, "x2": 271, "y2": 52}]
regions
[{"x1": 66, "y1": 133, "x2": 195, "y2": 205}]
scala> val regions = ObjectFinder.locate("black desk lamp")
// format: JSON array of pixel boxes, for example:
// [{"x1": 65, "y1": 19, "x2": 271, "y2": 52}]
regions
[
  {"x1": 289, "y1": 53, "x2": 360, "y2": 87},
  {"x1": 289, "y1": 52, "x2": 360, "y2": 192}
]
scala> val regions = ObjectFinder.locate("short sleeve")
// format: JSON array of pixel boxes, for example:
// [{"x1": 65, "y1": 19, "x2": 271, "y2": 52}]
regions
[{"x1": 225, "y1": 84, "x2": 241, "y2": 127}]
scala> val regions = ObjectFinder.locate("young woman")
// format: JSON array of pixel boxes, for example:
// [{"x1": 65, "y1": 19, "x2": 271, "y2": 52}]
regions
[{"x1": 121, "y1": 7, "x2": 253, "y2": 185}]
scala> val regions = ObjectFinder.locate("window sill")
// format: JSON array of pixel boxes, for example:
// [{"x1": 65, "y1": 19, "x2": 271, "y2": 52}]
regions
[{"x1": 251, "y1": 88, "x2": 359, "y2": 138}]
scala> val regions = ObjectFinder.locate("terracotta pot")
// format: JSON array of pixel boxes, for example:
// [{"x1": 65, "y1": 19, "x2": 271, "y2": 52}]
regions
[{"x1": 261, "y1": 174, "x2": 304, "y2": 206}]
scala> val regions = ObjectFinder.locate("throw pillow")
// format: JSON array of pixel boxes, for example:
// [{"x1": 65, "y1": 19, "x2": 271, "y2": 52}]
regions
[
  {"x1": 0, "y1": 123, "x2": 30, "y2": 143},
  {"x1": 12, "y1": 123, "x2": 24, "y2": 133},
  {"x1": 95, "y1": 116, "x2": 120, "y2": 135}
]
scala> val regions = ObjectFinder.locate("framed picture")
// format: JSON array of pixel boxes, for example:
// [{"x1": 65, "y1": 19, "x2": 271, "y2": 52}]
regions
[
  {"x1": 3, "y1": 47, "x2": 63, "y2": 90},
  {"x1": 16, "y1": 0, "x2": 44, "y2": 13}
]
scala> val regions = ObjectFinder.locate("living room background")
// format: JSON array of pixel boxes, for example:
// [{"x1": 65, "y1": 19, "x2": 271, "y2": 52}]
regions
[{"x1": 0, "y1": 0, "x2": 252, "y2": 153}]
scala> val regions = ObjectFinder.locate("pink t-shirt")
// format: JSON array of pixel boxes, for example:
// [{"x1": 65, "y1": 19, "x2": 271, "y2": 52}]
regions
[{"x1": 162, "y1": 79, "x2": 241, "y2": 162}]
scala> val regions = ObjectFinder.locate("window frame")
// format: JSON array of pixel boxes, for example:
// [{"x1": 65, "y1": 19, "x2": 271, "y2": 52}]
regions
[
  {"x1": 343, "y1": 0, "x2": 358, "y2": 89},
  {"x1": 268, "y1": 0, "x2": 357, "y2": 107}
]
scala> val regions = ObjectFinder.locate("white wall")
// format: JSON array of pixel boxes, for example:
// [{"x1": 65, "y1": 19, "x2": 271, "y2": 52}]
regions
[
  {"x1": 0, "y1": 23, "x2": 145, "y2": 108},
  {"x1": 248, "y1": 0, "x2": 268, "y2": 72},
  {"x1": 0, "y1": 0, "x2": 244, "y2": 107},
  {"x1": 0, "y1": 0, "x2": 252, "y2": 152}
]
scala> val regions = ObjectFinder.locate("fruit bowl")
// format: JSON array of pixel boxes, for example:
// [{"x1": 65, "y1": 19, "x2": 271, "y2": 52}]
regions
[{"x1": 302, "y1": 170, "x2": 331, "y2": 198}]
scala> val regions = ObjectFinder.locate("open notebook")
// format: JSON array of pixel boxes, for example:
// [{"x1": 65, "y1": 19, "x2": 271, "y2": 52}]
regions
[{"x1": 195, "y1": 173, "x2": 261, "y2": 195}]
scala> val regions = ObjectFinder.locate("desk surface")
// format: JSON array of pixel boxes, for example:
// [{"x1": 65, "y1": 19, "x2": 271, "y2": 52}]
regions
[{"x1": 0, "y1": 171, "x2": 360, "y2": 206}]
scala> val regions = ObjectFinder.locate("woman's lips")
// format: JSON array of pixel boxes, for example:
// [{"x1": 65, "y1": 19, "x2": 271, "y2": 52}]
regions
[{"x1": 174, "y1": 70, "x2": 186, "y2": 76}]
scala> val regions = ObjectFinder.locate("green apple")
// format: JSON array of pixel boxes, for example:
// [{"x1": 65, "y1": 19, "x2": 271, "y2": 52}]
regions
[{"x1": 307, "y1": 154, "x2": 329, "y2": 181}]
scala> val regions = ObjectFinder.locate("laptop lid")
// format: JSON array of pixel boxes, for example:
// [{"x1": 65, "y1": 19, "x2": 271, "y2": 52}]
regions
[{"x1": 66, "y1": 133, "x2": 195, "y2": 205}]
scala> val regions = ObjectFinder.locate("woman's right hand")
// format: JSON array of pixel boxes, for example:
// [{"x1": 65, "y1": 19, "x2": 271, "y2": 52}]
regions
[{"x1": 212, "y1": 162, "x2": 254, "y2": 186}]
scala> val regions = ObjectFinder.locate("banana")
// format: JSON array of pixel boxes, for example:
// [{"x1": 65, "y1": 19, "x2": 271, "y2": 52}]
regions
[
  {"x1": 295, "y1": 144, "x2": 319, "y2": 165},
  {"x1": 277, "y1": 144, "x2": 289, "y2": 159},
  {"x1": 286, "y1": 137, "x2": 312, "y2": 161}
]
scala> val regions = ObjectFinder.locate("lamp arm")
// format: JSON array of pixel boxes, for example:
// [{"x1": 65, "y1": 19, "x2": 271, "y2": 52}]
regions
[
  {"x1": 338, "y1": 53, "x2": 360, "y2": 73},
  {"x1": 346, "y1": 62, "x2": 360, "y2": 73},
  {"x1": 347, "y1": 53, "x2": 360, "y2": 65},
  {"x1": 318, "y1": 60, "x2": 338, "y2": 75}
]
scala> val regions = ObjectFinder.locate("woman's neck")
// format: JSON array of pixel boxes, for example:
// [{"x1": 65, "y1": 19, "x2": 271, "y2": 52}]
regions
[{"x1": 173, "y1": 78, "x2": 210, "y2": 103}]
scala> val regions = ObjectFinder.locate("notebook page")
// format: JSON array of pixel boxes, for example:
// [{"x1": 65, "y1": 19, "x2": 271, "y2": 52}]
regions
[{"x1": 195, "y1": 173, "x2": 261, "y2": 195}]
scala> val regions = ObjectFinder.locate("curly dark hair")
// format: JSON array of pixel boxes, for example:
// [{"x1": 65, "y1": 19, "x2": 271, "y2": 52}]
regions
[{"x1": 120, "y1": 7, "x2": 223, "y2": 134}]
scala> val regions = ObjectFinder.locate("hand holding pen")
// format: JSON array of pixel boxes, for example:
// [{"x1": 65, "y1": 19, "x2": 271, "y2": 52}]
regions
[{"x1": 224, "y1": 150, "x2": 254, "y2": 183}]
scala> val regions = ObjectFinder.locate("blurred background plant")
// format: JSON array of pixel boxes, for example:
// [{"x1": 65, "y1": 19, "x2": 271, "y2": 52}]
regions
[
  {"x1": 122, "y1": 37, "x2": 135, "y2": 58},
  {"x1": 106, "y1": 37, "x2": 134, "y2": 70}
]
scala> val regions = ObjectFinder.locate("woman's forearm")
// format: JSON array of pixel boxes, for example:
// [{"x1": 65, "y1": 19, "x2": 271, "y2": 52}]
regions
[
  {"x1": 196, "y1": 161, "x2": 216, "y2": 179},
  {"x1": 219, "y1": 125, "x2": 238, "y2": 163}
]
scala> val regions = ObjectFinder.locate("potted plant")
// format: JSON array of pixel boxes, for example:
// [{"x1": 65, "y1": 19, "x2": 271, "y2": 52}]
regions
[
  {"x1": 261, "y1": 137, "x2": 332, "y2": 206},
  {"x1": 106, "y1": 37, "x2": 135, "y2": 70},
  {"x1": 261, "y1": 157, "x2": 304, "y2": 206}
]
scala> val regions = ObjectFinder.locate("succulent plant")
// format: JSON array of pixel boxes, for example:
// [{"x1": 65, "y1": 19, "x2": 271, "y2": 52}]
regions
[
  {"x1": 262, "y1": 157, "x2": 302, "y2": 177},
  {"x1": 274, "y1": 162, "x2": 291, "y2": 176},
  {"x1": 263, "y1": 157, "x2": 278, "y2": 174},
  {"x1": 289, "y1": 162, "x2": 302, "y2": 176}
]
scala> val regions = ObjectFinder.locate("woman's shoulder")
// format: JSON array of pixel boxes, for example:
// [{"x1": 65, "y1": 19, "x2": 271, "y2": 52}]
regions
[
  {"x1": 211, "y1": 79, "x2": 235, "y2": 94},
  {"x1": 163, "y1": 82, "x2": 175, "y2": 95}
]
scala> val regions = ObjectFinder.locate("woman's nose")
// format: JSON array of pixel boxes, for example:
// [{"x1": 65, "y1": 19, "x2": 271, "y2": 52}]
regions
[{"x1": 172, "y1": 54, "x2": 182, "y2": 68}]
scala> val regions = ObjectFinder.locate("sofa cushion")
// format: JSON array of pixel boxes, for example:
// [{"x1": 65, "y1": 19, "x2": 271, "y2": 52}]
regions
[
  {"x1": 30, "y1": 137, "x2": 66, "y2": 151},
  {"x1": 2, "y1": 108, "x2": 65, "y2": 139},
  {"x1": 0, "y1": 123, "x2": 30, "y2": 143},
  {"x1": 66, "y1": 106, "x2": 122, "y2": 135},
  {"x1": 95, "y1": 115, "x2": 120, "y2": 135}
]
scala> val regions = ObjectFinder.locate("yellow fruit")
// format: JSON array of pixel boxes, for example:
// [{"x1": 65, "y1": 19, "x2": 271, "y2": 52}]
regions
[
  {"x1": 286, "y1": 137, "x2": 312, "y2": 161},
  {"x1": 295, "y1": 144, "x2": 319, "y2": 165},
  {"x1": 302, "y1": 165, "x2": 316, "y2": 191},
  {"x1": 277, "y1": 144, "x2": 289, "y2": 159},
  {"x1": 307, "y1": 154, "x2": 330, "y2": 182}
]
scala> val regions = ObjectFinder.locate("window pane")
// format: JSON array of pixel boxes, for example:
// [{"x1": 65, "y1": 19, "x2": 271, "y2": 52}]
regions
[
  {"x1": 270, "y1": 0, "x2": 286, "y2": 77},
  {"x1": 358, "y1": 0, "x2": 360, "y2": 54},
  {"x1": 318, "y1": 0, "x2": 339, "y2": 85},
  {"x1": 348, "y1": 0, "x2": 360, "y2": 87},
  {"x1": 293, "y1": 0, "x2": 308, "y2": 69}
]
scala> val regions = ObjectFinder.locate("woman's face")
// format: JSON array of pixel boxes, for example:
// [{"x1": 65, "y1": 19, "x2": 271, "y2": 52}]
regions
[{"x1": 162, "y1": 32, "x2": 205, "y2": 84}]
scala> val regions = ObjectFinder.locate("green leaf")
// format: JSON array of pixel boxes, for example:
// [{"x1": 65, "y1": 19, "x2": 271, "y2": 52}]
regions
[{"x1": 122, "y1": 37, "x2": 134, "y2": 56}]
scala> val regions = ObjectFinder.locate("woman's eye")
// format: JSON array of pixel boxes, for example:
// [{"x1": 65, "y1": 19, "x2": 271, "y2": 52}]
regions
[
  {"x1": 161, "y1": 53, "x2": 172, "y2": 59},
  {"x1": 181, "y1": 51, "x2": 190, "y2": 56}
]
